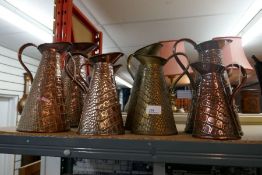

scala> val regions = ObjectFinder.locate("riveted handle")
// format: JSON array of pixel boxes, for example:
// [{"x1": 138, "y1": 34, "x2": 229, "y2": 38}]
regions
[{"x1": 18, "y1": 43, "x2": 38, "y2": 82}]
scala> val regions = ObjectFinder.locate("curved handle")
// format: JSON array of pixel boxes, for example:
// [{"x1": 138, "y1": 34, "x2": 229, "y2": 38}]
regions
[
  {"x1": 225, "y1": 64, "x2": 247, "y2": 106},
  {"x1": 65, "y1": 53, "x2": 90, "y2": 93},
  {"x1": 18, "y1": 43, "x2": 38, "y2": 82},
  {"x1": 169, "y1": 52, "x2": 196, "y2": 90},
  {"x1": 127, "y1": 54, "x2": 135, "y2": 80},
  {"x1": 173, "y1": 38, "x2": 198, "y2": 53}
]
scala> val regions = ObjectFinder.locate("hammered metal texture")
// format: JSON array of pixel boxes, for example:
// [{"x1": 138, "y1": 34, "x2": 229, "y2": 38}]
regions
[
  {"x1": 17, "y1": 43, "x2": 70, "y2": 133},
  {"x1": 63, "y1": 56, "x2": 87, "y2": 127},
  {"x1": 78, "y1": 62, "x2": 124, "y2": 135},
  {"x1": 131, "y1": 63, "x2": 177, "y2": 135},
  {"x1": 191, "y1": 62, "x2": 241, "y2": 140},
  {"x1": 125, "y1": 65, "x2": 144, "y2": 130}
]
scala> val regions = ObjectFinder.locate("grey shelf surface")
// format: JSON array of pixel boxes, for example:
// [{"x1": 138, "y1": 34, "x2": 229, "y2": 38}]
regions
[{"x1": 0, "y1": 126, "x2": 262, "y2": 167}]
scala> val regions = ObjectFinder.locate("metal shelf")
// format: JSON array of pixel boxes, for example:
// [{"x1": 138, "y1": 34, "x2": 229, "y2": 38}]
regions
[{"x1": 0, "y1": 126, "x2": 262, "y2": 167}]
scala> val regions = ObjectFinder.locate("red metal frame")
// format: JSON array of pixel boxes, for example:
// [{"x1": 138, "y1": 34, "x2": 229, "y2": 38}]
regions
[{"x1": 54, "y1": 0, "x2": 102, "y2": 54}]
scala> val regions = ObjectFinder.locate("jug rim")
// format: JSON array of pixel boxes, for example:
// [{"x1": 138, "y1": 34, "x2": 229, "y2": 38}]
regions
[
  {"x1": 134, "y1": 53, "x2": 167, "y2": 65},
  {"x1": 134, "y1": 43, "x2": 163, "y2": 56},
  {"x1": 70, "y1": 42, "x2": 98, "y2": 54},
  {"x1": 196, "y1": 39, "x2": 232, "y2": 51},
  {"x1": 89, "y1": 52, "x2": 124, "y2": 64},
  {"x1": 38, "y1": 42, "x2": 72, "y2": 53}
]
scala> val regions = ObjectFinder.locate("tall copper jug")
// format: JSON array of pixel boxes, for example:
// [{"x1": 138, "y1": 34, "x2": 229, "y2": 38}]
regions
[
  {"x1": 67, "y1": 52, "x2": 125, "y2": 135},
  {"x1": 129, "y1": 53, "x2": 178, "y2": 135},
  {"x1": 125, "y1": 43, "x2": 163, "y2": 130},
  {"x1": 17, "y1": 42, "x2": 71, "y2": 132},
  {"x1": 63, "y1": 42, "x2": 97, "y2": 127},
  {"x1": 174, "y1": 39, "x2": 247, "y2": 139}
]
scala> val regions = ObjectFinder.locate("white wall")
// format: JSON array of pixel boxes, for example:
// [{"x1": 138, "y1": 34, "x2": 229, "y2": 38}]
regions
[{"x1": 0, "y1": 45, "x2": 40, "y2": 175}]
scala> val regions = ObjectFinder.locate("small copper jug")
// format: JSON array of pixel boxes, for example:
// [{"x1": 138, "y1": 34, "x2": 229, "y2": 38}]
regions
[
  {"x1": 128, "y1": 50, "x2": 178, "y2": 135},
  {"x1": 125, "y1": 43, "x2": 163, "y2": 130},
  {"x1": 63, "y1": 42, "x2": 97, "y2": 127},
  {"x1": 17, "y1": 42, "x2": 71, "y2": 132},
  {"x1": 174, "y1": 39, "x2": 247, "y2": 139},
  {"x1": 67, "y1": 52, "x2": 125, "y2": 135},
  {"x1": 17, "y1": 72, "x2": 32, "y2": 114}
]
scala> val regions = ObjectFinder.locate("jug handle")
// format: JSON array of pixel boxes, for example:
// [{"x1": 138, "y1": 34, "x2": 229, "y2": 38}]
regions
[
  {"x1": 170, "y1": 52, "x2": 196, "y2": 90},
  {"x1": 225, "y1": 64, "x2": 247, "y2": 106},
  {"x1": 65, "y1": 53, "x2": 90, "y2": 93},
  {"x1": 18, "y1": 43, "x2": 38, "y2": 82},
  {"x1": 167, "y1": 53, "x2": 191, "y2": 89},
  {"x1": 127, "y1": 54, "x2": 135, "y2": 80}
]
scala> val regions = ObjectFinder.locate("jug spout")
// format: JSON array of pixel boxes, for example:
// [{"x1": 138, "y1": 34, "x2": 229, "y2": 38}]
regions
[{"x1": 135, "y1": 43, "x2": 163, "y2": 56}]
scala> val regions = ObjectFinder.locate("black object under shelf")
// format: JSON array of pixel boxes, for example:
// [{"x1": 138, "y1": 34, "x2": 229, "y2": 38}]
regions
[{"x1": 0, "y1": 127, "x2": 262, "y2": 168}]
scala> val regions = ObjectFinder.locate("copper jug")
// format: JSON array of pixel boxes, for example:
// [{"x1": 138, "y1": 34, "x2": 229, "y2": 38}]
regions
[
  {"x1": 63, "y1": 42, "x2": 97, "y2": 127},
  {"x1": 17, "y1": 42, "x2": 71, "y2": 132},
  {"x1": 67, "y1": 52, "x2": 125, "y2": 135},
  {"x1": 17, "y1": 72, "x2": 32, "y2": 115},
  {"x1": 128, "y1": 53, "x2": 178, "y2": 135},
  {"x1": 125, "y1": 43, "x2": 163, "y2": 130},
  {"x1": 174, "y1": 39, "x2": 247, "y2": 139}
]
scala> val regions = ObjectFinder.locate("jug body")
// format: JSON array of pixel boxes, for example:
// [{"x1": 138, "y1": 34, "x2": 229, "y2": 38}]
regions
[
  {"x1": 17, "y1": 42, "x2": 71, "y2": 132},
  {"x1": 125, "y1": 43, "x2": 163, "y2": 130},
  {"x1": 63, "y1": 42, "x2": 97, "y2": 127},
  {"x1": 191, "y1": 62, "x2": 242, "y2": 139},
  {"x1": 77, "y1": 53, "x2": 124, "y2": 135},
  {"x1": 131, "y1": 55, "x2": 177, "y2": 135}
]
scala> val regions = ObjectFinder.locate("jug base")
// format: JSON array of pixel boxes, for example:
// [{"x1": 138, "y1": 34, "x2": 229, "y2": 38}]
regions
[{"x1": 192, "y1": 134, "x2": 241, "y2": 140}]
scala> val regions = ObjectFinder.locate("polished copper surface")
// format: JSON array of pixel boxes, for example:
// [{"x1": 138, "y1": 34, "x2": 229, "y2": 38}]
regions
[
  {"x1": 129, "y1": 54, "x2": 177, "y2": 135},
  {"x1": 17, "y1": 72, "x2": 31, "y2": 115},
  {"x1": 191, "y1": 62, "x2": 246, "y2": 140},
  {"x1": 17, "y1": 42, "x2": 71, "y2": 133},
  {"x1": 63, "y1": 42, "x2": 97, "y2": 127},
  {"x1": 69, "y1": 52, "x2": 124, "y2": 135}
]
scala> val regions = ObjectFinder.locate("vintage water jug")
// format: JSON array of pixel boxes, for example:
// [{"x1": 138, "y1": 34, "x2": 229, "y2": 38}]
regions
[
  {"x1": 128, "y1": 51, "x2": 178, "y2": 135},
  {"x1": 125, "y1": 43, "x2": 163, "y2": 130},
  {"x1": 252, "y1": 55, "x2": 262, "y2": 93},
  {"x1": 63, "y1": 42, "x2": 97, "y2": 127},
  {"x1": 17, "y1": 42, "x2": 71, "y2": 132},
  {"x1": 66, "y1": 52, "x2": 125, "y2": 135},
  {"x1": 174, "y1": 39, "x2": 247, "y2": 139}
]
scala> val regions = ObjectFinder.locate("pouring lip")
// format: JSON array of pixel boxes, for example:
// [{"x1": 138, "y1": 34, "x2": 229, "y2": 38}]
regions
[
  {"x1": 69, "y1": 42, "x2": 98, "y2": 54},
  {"x1": 38, "y1": 42, "x2": 72, "y2": 53},
  {"x1": 134, "y1": 42, "x2": 163, "y2": 56},
  {"x1": 89, "y1": 52, "x2": 124, "y2": 64}
]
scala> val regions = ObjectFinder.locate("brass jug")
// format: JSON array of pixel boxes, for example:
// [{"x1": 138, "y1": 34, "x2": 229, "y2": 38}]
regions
[
  {"x1": 128, "y1": 53, "x2": 178, "y2": 135},
  {"x1": 17, "y1": 72, "x2": 32, "y2": 114},
  {"x1": 63, "y1": 42, "x2": 97, "y2": 127},
  {"x1": 125, "y1": 43, "x2": 163, "y2": 130},
  {"x1": 67, "y1": 52, "x2": 125, "y2": 135},
  {"x1": 17, "y1": 42, "x2": 71, "y2": 132},
  {"x1": 174, "y1": 39, "x2": 247, "y2": 139}
]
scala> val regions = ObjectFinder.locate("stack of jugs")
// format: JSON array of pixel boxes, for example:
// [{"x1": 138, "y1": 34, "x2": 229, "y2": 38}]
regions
[{"x1": 173, "y1": 38, "x2": 247, "y2": 140}]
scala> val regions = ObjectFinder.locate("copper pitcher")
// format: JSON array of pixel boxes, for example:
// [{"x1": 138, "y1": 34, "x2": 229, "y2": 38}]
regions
[
  {"x1": 125, "y1": 43, "x2": 163, "y2": 130},
  {"x1": 174, "y1": 39, "x2": 247, "y2": 139},
  {"x1": 128, "y1": 52, "x2": 178, "y2": 135},
  {"x1": 17, "y1": 42, "x2": 71, "y2": 132},
  {"x1": 67, "y1": 52, "x2": 125, "y2": 135},
  {"x1": 17, "y1": 72, "x2": 32, "y2": 115},
  {"x1": 63, "y1": 42, "x2": 97, "y2": 127}
]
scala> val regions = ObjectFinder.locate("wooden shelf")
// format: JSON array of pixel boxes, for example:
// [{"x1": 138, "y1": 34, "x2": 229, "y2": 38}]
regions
[{"x1": 0, "y1": 125, "x2": 262, "y2": 167}]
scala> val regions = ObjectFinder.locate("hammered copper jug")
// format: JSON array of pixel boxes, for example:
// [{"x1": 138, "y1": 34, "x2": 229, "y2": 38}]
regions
[
  {"x1": 125, "y1": 43, "x2": 163, "y2": 130},
  {"x1": 128, "y1": 53, "x2": 178, "y2": 135},
  {"x1": 63, "y1": 42, "x2": 97, "y2": 127},
  {"x1": 174, "y1": 39, "x2": 247, "y2": 139},
  {"x1": 17, "y1": 42, "x2": 71, "y2": 132},
  {"x1": 67, "y1": 52, "x2": 125, "y2": 135}
]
